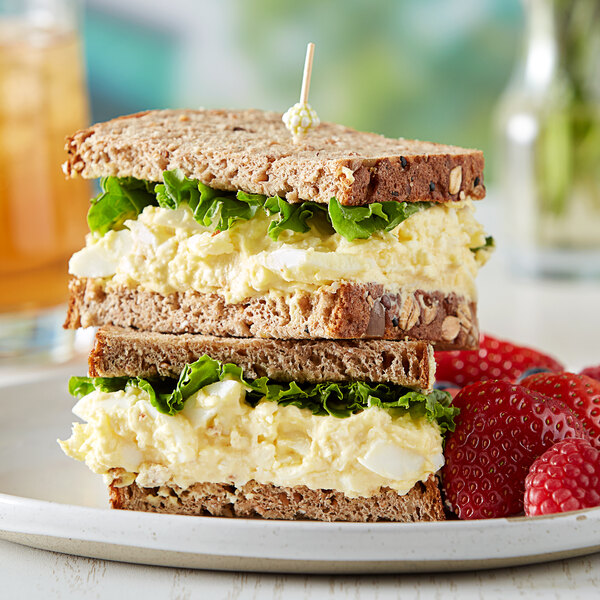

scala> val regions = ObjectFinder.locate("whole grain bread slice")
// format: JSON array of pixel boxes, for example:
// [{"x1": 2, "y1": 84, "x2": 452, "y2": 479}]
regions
[
  {"x1": 89, "y1": 325, "x2": 435, "y2": 389},
  {"x1": 108, "y1": 476, "x2": 445, "y2": 522},
  {"x1": 64, "y1": 108, "x2": 485, "y2": 206},
  {"x1": 65, "y1": 278, "x2": 478, "y2": 350}
]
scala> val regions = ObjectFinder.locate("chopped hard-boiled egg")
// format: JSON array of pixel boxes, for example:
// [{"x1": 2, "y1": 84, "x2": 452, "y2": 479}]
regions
[
  {"x1": 59, "y1": 380, "x2": 444, "y2": 498},
  {"x1": 69, "y1": 199, "x2": 490, "y2": 304}
]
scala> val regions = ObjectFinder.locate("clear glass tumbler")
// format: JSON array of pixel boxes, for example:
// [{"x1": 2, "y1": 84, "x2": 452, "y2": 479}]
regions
[{"x1": 0, "y1": 0, "x2": 90, "y2": 362}]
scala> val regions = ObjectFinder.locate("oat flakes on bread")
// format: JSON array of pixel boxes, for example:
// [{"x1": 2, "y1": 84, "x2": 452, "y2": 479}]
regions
[{"x1": 66, "y1": 279, "x2": 479, "y2": 350}]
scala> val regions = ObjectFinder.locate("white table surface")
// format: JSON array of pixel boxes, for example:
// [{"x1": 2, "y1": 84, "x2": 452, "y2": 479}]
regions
[
  {"x1": 1, "y1": 201, "x2": 600, "y2": 598},
  {"x1": 0, "y1": 537, "x2": 598, "y2": 599}
]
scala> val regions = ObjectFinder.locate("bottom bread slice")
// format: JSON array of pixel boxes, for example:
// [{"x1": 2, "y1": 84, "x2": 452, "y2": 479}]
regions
[{"x1": 109, "y1": 476, "x2": 445, "y2": 522}]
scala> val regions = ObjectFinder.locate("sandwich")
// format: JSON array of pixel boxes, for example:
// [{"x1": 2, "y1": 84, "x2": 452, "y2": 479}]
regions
[
  {"x1": 59, "y1": 108, "x2": 492, "y2": 522},
  {"x1": 60, "y1": 326, "x2": 456, "y2": 521},
  {"x1": 62, "y1": 109, "x2": 492, "y2": 349}
]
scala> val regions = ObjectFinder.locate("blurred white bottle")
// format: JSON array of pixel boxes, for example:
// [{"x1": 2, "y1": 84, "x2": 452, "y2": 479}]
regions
[{"x1": 496, "y1": 0, "x2": 600, "y2": 278}]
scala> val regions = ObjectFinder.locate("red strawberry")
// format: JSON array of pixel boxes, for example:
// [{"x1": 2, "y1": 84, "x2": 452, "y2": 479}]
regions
[
  {"x1": 525, "y1": 438, "x2": 600, "y2": 516},
  {"x1": 435, "y1": 334, "x2": 564, "y2": 387},
  {"x1": 443, "y1": 380, "x2": 586, "y2": 520},
  {"x1": 580, "y1": 365, "x2": 600, "y2": 382},
  {"x1": 521, "y1": 373, "x2": 600, "y2": 450}
]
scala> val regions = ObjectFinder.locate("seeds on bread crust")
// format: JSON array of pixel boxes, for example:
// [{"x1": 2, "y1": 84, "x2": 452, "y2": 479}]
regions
[
  {"x1": 441, "y1": 316, "x2": 461, "y2": 342},
  {"x1": 66, "y1": 277, "x2": 480, "y2": 349},
  {"x1": 397, "y1": 294, "x2": 420, "y2": 331},
  {"x1": 448, "y1": 166, "x2": 463, "y2": 195}
]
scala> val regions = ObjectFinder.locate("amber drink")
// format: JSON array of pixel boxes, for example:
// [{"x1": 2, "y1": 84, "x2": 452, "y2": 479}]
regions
[{"x1": 0, "y1": 11, "x2": 90, "y2": 360}]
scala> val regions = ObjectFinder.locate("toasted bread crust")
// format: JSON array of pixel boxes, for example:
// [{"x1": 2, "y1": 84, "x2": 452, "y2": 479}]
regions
[
  {"x1": 108, "y1": 476, "x2": 445, "y2": 522},
  {"x1": 64, "y1": 109, "x2": 485, "y2": 206},
  {"x1": 65, "y1": 278, "x2": 479, "y2": 350},
  {"x1": 88, "y1": 326, "x2": 435, "y2": 389}
]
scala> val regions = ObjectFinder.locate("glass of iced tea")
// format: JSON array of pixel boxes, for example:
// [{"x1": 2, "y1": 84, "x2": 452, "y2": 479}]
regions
[{"x1": 0, "y1": 0, "x2": 90, "y2": 362}]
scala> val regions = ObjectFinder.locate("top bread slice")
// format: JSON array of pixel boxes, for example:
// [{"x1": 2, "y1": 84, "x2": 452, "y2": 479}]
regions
[
  {"x1": 64, "y1": 108, "x2": 485, "y2": 206},
  {"x1": 89, "y1": 326, "x2": 436, "y2": 390}
]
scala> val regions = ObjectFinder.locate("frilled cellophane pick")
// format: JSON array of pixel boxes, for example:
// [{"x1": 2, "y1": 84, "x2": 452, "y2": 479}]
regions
[{"x1": 282, "y1": 102, "x2": 320, "y2": 141}]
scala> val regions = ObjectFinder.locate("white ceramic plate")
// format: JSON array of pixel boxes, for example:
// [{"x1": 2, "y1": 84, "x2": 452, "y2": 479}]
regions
[{"x1": 0, "y1": 372, "x2": 598, "y2": 574}]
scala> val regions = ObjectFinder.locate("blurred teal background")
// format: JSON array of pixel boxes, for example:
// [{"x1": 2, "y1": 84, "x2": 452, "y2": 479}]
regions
[{"x1": 82, "y1": 0, "x2": 523, "y2": 183}]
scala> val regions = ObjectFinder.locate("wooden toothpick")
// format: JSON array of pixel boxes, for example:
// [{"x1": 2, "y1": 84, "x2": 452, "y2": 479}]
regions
[
  {"x1": 282, "y1": 42, "x2": 320, "y2": 141},
  {"x1": 300, "y1": 42, "x2": 315, "y2": 105}
]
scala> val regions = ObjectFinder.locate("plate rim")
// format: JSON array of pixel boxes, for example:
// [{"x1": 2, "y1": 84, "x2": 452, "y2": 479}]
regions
[
  {"x1": 1, "y1": 490, "x2": 599, "y2": 562},
  {"x1": 2, "y1": 368, "x2": 600, "y2": 571}
]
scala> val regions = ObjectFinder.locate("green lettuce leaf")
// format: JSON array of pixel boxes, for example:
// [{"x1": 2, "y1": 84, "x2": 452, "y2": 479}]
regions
[
  {"x1": 87, "y1": 177, "x2": 157, "y2": 235},
  {"x1": 88, "y1": 169, "x2": 431, "y2": 241},
  {"x1": 68, "y1": 357, "x2": 458, "y2": 433},
  {"x1": 69, "y1": 375, "x2": 132, "y2": 397},
  {"x1": 182, "y1": 185, "x2": 262, "y2": 231},
  {"x1": 328, "y1": 197, "x2": 429, "y2": 241},
  {"x1": 155, "y1": 169, "x2": 200, "y2": 210},
  {"x1": 264, "y1": 195, "x2": 325, "y2": 240},
  {"x1": 164, "y1": 356, "x2": 249, "y2": 414}
]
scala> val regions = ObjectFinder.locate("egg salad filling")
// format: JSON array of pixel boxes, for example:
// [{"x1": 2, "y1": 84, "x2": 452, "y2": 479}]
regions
[
  {"x1": 60, "y1": 355, "x2": 457, "y2": 498},
  {"x1": 69, "y1": 190, "x2": 491, "y2": 304},
  {"x1": 60, "y1": 380, "x2": 447, "y2": 498}
]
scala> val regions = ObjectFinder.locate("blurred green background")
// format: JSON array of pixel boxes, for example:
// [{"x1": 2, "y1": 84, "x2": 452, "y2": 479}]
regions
[{"x1": 83, "y1": 0, "x2": 523, "y2": 183}]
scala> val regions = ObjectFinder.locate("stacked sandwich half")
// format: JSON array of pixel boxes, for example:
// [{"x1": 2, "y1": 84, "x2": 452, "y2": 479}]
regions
[{"x1": 59, "y1": 109, "x2": 492, "y2": 522}]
